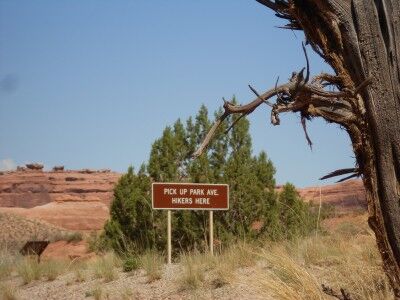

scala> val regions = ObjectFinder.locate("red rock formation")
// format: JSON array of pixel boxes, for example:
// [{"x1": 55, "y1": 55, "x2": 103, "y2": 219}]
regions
[
  {"x1": 41, "y1": 240, "x2": 96, "y2": 261},
  {"x1": 0, "y1": 169, "x2": 120, "y2": 231},
  {"x1": 25, "y1": 163, "x2": 44, "y2": 170},
  {"x1": 0, "y1": 168, "x2": 366, "y2": 231},
  {"x1": 0, "y1": 169, "x2": 120, "y2": 208},
  {"x1": 297, "y1": 179, "x2": 366, "y2": 214}
]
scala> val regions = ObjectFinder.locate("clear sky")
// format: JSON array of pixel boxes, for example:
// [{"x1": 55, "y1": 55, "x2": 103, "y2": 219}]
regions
[{"x1": 0, "y1": 1, "x2": 355, "y2": 187}]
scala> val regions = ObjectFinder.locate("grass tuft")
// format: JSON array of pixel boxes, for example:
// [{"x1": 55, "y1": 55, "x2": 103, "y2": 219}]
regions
[
  {"x1": 91, "y1": 252, "x2": 120, "y2": 282},
  {"x1": 0, "y1": 250, "x2": 15, "y2": 280},
  {"x1": 179, "y1": 252, "x2": 207, "y2": 290},
  {"x1": 17, "y1": 257, "x2": 41, "y2": 284},
  {"x1": 120, "y1": 287, "x2": 134, "y2": 300},
  {"x1": 85, "y1": 286, "x2": 103, "y2": 300},
  {"x1": 140, "y1": 251, "x2": 163, "y2": 283},
  {"x1": 74, "y1": 268, "x2": 86, "y2": 282},
  {"x1": 0, "y1": 283, "x2": 18, "y2": 300},
  {"x1": 41, "y1": 260, "x2": 67, "y2": 281}
]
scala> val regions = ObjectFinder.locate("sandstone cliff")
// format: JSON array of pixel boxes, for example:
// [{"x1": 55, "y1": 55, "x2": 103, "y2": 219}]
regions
[
  {"x1": 0, "y1": 169, "x2": 120, "y2": 231},
  {"x1": 0, "y1": 169, "x2": 366, "y2": 231}
]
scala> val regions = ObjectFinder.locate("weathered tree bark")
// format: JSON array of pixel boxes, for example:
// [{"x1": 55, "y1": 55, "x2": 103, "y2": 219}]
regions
[
  {"x1": 277, "y1": 1, "x2": 400, "y2": 295},
  {"x1": 194, "y1": 0, "x2": 400, "y2": 296}
]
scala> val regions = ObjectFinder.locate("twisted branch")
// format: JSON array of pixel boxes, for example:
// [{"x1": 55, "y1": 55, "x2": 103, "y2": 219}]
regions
[{"x1": 192, "y1": 43, "x2": 372, "y2": 158}]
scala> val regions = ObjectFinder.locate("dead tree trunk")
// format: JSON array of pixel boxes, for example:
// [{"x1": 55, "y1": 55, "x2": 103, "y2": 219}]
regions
[{"x1": 194, "y1": 0, "x2": 400, "y2": 296}]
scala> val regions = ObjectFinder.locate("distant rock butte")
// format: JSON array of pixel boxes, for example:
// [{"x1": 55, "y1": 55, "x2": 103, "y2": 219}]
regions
[
  {"x1": 0, "y1": 169, "x2": 120, "y2": 231},
  {"x1": 0, "y1": 169, "x2": 120, "y2": 208},
  {"x1": 297, "y1": 179, "x2": 367, "y2": 214},
  {"x1": 0, "y1": 169, "x2": 366, "y2": 231}
]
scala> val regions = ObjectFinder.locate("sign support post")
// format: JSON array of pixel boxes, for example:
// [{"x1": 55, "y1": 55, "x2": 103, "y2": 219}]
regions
[
  {"x1": 209, "y1": 210, "x2": 214, "y2": 256},
  {"x1": 167, "y1": 210, "x2": 172, "y2": 264}
]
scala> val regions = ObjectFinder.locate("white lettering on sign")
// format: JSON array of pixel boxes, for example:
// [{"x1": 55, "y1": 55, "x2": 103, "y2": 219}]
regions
[
  {"x1": 195, "y1": 198, "x2": 210, "y2": 205},
  {"x1": 164, "y1": 188, "x2": 177, "y2": 195},
  {"x1": 190, "y1": 189, "x2": 205, "y2": 196},
  {"x1": 171, "y1": 197, "x2": 193, "y2": 204},
  {"x1": 207, "y1": 189, "x2": 218, "y2": 196}
]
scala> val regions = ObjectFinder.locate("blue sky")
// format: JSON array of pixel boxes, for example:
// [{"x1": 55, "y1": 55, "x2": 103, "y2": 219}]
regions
[{"x1": 0, "y1": 1, "x2": 355, "y2": 187}]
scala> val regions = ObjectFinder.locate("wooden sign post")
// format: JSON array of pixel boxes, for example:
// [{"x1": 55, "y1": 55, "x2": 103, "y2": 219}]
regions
[
  {"x1": 167, "y1": 210, "x2": 172, "y2": 264},
  {"x1": 152, "y1": 183, "x2": 229, "y2": 263},
  {"x1": 209, "y1": 211, "x2": 213, "y2": 255}
]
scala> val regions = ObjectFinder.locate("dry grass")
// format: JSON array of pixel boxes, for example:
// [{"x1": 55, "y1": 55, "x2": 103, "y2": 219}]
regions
[
  {"x1": 0, "y1": 250, "x2": 15, "y2": 280},
  {"x1": 0, "y1": 212, "x2": 392, "y2": 299},
  {"x1": 174, "y1": 215, "x2": 390, "y2": 299},
  {"x1": 211, "y1": 242, "x2": 255, "y2": 288},
  {"x1": 178, "y1": 243, "x2": 256, "y2": 291},
  {"x1": 0, "y1": 212, "x2": 71, "y2": 251},
  {"x1": 17, "y1": 257, "x2": 42, "y2": 284},
  {"x1": 91, "y1": 252, "x2": 121, "y2": 282},
  {"x1": 0, "y1": 283, "x2": 18, "y2": 300},
  {"x1": 120, "y1": 286, "x2": 134, "y2": 300},
  {"x1": 247, "y1": 230, "x2": 391, "y2": 300},
  {"x1": 85, "y1": 285, "x2": 103, "y2": 300},
  {"x1": 74, "y1": 267, "x2": 87, "y2": 283},
  {"x1": 52, "y1": 231, "x2": 83, "y2": 243},
  {"x1": 41, "y1": 260, "x2": 68, "y2": 281},
  {"x1": 179, "y1": 252, "x2": 208, "y2": 290},
  {"x1": 16, "y1": 257, "x2": 68, "y2": 284},
  {"x1": 251, "y1": 245, "x2": 323, "y2": 300},
  {"x1": 140, "y1": 251, "x2": 163, "y2": 283}
]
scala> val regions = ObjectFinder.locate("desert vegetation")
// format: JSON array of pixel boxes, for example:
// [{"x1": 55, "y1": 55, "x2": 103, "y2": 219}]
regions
[
  {"x1": 101, "y1": 103, "x2": 327, "y2": 256},
  {"x1": 0, "y1": 103, "x2": 384, "y2": 298},
  {"x1": 191, "y1": 0, "x2": 400, "y2": 295},
  {"x1": 0, "y1": 212, "x2": 79, "y2": 252},
  {"x1": 0, "y1": 214, "x2": 391, "y2": 299}
]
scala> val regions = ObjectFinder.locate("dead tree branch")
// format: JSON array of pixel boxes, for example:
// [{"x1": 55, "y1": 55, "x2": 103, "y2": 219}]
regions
[
  {"x1": 192, "y1": 46, "x2": 372, "y2": 158},
  {"x1": 319, "y1": 168, "x2": 360, "y2": 180}
]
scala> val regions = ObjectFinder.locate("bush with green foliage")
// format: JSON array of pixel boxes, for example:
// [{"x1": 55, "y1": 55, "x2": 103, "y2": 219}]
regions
[
  {"x1": 103, "y1": 99, "x2": 321, "y2": 254},
  {"x1": 122, "y1": 254, "x2": 140, "y2": 272}
]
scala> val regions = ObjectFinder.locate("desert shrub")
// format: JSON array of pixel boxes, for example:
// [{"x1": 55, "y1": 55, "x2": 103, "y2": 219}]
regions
[
  {"x1": 52, "y1": 231, "x2": 83, "y2": 243},
  {"x1": 276, "y1": 183, "x2": 319, "y2": 239},
  {"x1": 87, "y1": 231, "x2": 111, "y2": 253},
  {"x1": 86, "y1": 231, "x2": 113, "y2": 254},
  {"x1": 65, "y1": 232, "x2": 83, "y2": 243},
  {"x1": 122, "y1": 253, "x2": 140, "y2": 272},
  {"x1": 103, "y1": 166, "x2": 154, "y2": 253}
]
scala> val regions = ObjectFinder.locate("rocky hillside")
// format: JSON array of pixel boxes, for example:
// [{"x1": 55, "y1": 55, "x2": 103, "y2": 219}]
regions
[
  {"x1": 297, "y1": 179, "x2": 367, "y2": 214},
  {"x1": 0, "y1": 166, "x2": 120, "y2": 231},
  {"x1": 0, "y1": 167, "x2": 120, "y2": 208},
  {"x1": 0, "y1": 166, "x2": 367, "y2": 231}
]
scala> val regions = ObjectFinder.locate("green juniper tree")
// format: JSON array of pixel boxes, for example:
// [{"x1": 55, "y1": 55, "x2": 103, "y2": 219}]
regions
[
  {"x1": 103, "y1": 166, "x2": 155, "y2": 252},
  {"x1": 104, "y1": 102, "x2": 319, "y2": 253},
  {"x1": 278, "y1": 183, "x2": 316, "y2": 239},
  {"x1": 217, "y1": 102, "x2": 277, "y2": 241}
]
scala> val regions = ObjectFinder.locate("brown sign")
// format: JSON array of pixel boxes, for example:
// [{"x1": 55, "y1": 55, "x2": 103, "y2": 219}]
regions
[{"x1": 152, "y1": 183, "x2": 229, "y2": 210}]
